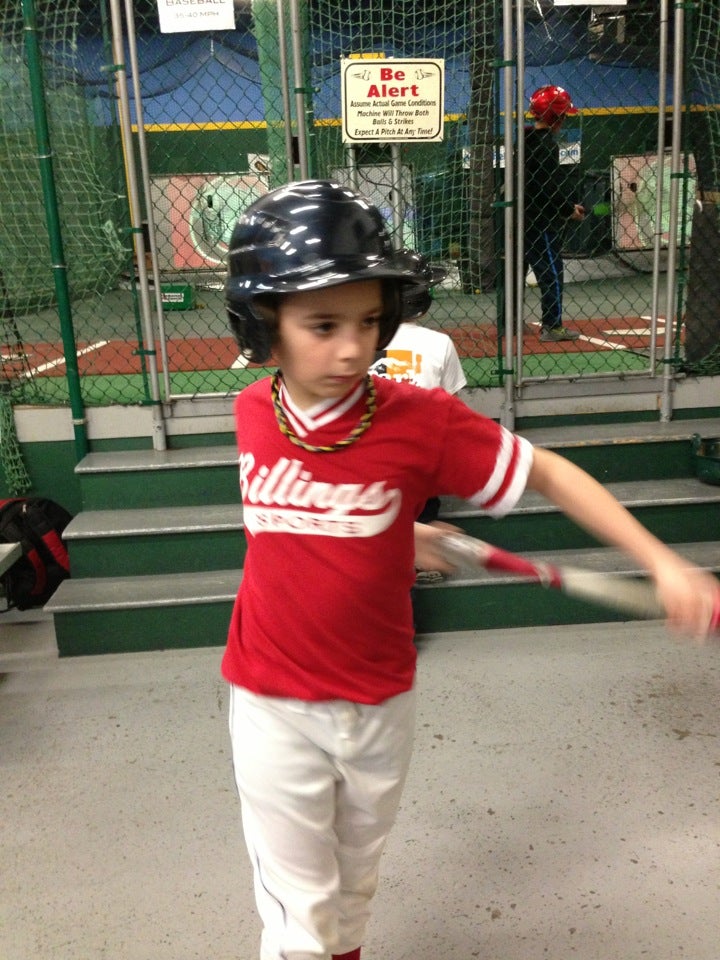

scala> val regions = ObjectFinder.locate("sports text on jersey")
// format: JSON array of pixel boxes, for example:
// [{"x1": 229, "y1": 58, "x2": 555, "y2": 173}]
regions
[{"x1": 239, "y1": 454, "x2": 402, "y2": 537}]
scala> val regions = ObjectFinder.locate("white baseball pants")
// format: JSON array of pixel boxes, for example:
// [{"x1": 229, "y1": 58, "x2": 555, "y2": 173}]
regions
[{"x1": 228, "y1": 684, "x2": 417, "y2": 960}]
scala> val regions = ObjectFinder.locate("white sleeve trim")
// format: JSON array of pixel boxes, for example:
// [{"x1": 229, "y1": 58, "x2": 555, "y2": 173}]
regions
[{"x1": 467, "y1": 433, "x2": 534, "y2": 518}]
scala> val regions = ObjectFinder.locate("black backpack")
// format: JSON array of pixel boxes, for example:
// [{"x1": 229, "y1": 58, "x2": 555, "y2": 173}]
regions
[{"x1": 0, "y1": 497, "x2": 72, "y2": 610}]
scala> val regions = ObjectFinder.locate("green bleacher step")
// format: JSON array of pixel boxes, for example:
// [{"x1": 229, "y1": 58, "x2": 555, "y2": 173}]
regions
[
  {"x1": 65, "y1": 504, "x2": 246, "y2": 577},
  {"x1": 64, "y1": 477, "x2": 720, "y2": 579},
  {"x1": 75, "y1": 447, "x2": 240, "y2": 509},
  {"x1": 72, "y1": 417, "x2": 720, "y2": 511},
  {"x1": 516, "y1": 417, "x2": 720, "y2": 483},
  {"x1": 46, "y1": 569, "x2": 240, "y2": 656},
  {"x1": 441, "y1": 476, "x2": 720, "y2": 553},
  {"x1": 47, "y1": 541, "x2": 720, "y2": 657}
]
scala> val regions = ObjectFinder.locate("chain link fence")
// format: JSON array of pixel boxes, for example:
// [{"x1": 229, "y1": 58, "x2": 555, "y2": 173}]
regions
[{"x1": 1, "y1": 0, "x2": 719, "y2": 421}]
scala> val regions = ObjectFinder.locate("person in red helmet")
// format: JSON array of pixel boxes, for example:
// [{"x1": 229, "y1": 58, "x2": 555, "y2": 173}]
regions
[{"x1": 521, "y1": 84, "x2": 585, "y2": 342}]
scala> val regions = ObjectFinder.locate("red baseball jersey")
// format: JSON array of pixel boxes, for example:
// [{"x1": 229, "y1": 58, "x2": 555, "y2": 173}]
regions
[{"x1": 221, "y1": 375, "x2": 533, "y2": 703}]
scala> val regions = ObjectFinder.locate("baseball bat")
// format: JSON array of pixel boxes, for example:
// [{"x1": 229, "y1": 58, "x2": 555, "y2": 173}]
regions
[{"x1": 438, "y1": 532, "x2": 720, "y2": 630}]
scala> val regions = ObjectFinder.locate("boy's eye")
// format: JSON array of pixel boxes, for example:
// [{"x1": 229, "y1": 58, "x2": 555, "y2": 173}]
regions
[
  {"x1": 362, "y1": 316, "x2": 381, "y2": 329},
  {"x1": 311, "y1": 321, "x2": 335, "y2": 334}
]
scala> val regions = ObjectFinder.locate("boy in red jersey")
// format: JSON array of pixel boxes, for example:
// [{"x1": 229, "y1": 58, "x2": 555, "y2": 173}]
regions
[{"x1": 223, "y1": 180, "x2": 719, "y2": 960}]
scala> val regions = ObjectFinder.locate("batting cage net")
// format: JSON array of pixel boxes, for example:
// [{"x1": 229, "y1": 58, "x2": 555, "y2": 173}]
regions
[
  {"x1": 1, "y1": 0, "x2": 719, "y2": 428},
  {"x1": 0, "y1": 2, "x2": 128, "y2": 397},
  {"x1": 683, "y1": 1, "x2": 720, "y2": 374}
]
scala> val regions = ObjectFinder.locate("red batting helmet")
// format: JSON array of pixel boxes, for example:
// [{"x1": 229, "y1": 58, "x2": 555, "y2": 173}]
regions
[{"x1": 528, "y1": 85, "x2": 578, "y2": 124}]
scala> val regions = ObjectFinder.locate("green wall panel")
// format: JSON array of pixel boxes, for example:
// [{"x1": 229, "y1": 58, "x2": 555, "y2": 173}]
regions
[{"x1": 0, "y1": 440, "x2": 81, "y2": 514}]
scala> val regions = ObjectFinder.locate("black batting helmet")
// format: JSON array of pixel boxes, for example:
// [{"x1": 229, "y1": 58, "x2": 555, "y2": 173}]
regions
[
  {"x1": 396, "y1": 250, "x2": 447, "y2": 321},
  {"x1": 225, "y1": 180, "x2": 425, "y2": 363}
]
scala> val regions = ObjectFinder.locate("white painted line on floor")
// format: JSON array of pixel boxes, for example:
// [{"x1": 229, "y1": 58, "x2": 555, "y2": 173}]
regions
[
  {"x1": 605, "y1": 319, "x2": 666, "y2": 336},
  {"x1": 576, "y1": 333, "x2": 632, "y2": 351},
  {"x1": 604, "y1": 328, "x2": 656, "y2": 336},
  {"x1": 22, "y1": 340, "x2": 110, "y2": 378}
]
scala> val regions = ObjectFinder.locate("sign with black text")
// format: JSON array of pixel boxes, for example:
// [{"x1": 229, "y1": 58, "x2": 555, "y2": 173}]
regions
[
  {"x1": 157, "y1": 0, "x2": 235, "y2": 34},
  {"x1": 341, "y1": 58, "x2": 444, "y2": 143}
]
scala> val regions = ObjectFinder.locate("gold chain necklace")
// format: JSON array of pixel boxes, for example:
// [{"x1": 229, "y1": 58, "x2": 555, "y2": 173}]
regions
[{"x1": 271, "y1": 372, "x2": 376, "y2": 453}]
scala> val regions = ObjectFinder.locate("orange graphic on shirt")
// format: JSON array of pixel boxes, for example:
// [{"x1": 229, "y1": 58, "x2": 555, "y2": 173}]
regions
[{"x1": 371, "y1": 349, "x2": 423, "y2": 381}]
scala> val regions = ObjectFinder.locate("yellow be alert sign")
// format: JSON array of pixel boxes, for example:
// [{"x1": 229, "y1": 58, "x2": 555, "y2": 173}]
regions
[{"x1": 341, "y1": 58, "x2": 444, "y2": 144}]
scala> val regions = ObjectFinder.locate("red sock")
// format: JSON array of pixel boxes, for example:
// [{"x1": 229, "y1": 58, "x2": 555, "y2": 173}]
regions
[{"x1": 332, "y1": 950, "x2": 361, "y2": 960}]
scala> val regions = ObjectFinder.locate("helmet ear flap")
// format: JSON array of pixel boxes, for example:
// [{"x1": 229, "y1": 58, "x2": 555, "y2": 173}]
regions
[
  {"x1": 376, "y1": 282, "x2": 402, "y2": 350},
  {"x1": 227, "y1": 299, "x2": 276, "y2": 365}
]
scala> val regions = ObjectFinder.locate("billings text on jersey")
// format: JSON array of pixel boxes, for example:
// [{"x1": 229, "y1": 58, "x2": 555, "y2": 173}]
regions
[{"x1": 239, "y1": 454, "x2": 402, "y2": 537}]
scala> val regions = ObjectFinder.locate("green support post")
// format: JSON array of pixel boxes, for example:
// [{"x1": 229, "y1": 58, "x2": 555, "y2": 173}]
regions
[
  {"x1": 21, "y1": 0, "x2": 88, "y2": 461},
  {"x1": 253, "y1": 0, "x2": 316, "y2": 185},
  {"x1": 253, "y1": 0, "x2": 296, "y2": 186}
]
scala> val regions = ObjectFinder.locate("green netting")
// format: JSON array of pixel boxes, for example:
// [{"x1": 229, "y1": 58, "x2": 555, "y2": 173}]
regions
[
  {"x1": 0, "y1": 390, "x2": 31, "y2": 494},
  {"x1": 0, "y1": 6, "x2": 125, "y2": 316},
  {"x1": 691, "y1": 2, "x2": 720, "y2": 191},
  {"x1": 683, "y1": 0, "x2": 720, "y2": 375},
  {"x1": 306, "y1": 0, "x2": 499, "y2": 357}
]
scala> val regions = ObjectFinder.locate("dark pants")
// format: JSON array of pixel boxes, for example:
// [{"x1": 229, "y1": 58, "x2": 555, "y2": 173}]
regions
[
  {"x1": 416, "y1": 496, "x2": 440, "y2": 525},
  {"x1": 525, "y1": 224, "x2": 564, "y2": 331}
]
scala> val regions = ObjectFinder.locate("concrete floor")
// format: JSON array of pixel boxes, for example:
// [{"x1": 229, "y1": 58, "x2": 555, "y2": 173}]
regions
[{"x1": 2, "y1": 621, "x2": 720, "y2": 960}]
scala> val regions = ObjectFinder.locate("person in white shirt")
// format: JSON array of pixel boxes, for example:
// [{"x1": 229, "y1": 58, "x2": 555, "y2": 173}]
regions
[
  {"x1": 370, "y1": 254, "x2": 466, "y2": 397},
  {"x1": 370, "y1": 253, "x2": 467, "y2": 579}
]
